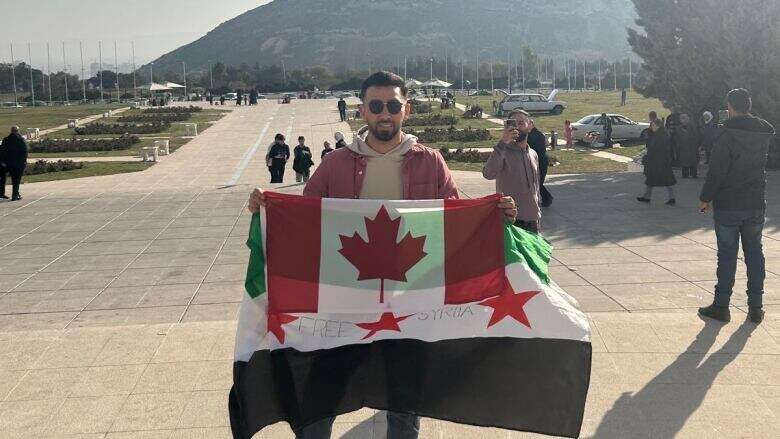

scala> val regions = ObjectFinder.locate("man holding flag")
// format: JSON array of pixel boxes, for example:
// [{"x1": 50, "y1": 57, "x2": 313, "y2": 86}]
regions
[{"x1": 236, "y1": 71, "x2": 590, "y2": 439}]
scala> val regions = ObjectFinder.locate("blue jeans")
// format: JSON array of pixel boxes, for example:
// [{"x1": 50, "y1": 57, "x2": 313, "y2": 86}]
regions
[
  {"x1": 295, "y1": 412, "x2": 419, "y2": 439},
  {"x1": 713, "y1": 209, "x2": 766, "y2": 308}
]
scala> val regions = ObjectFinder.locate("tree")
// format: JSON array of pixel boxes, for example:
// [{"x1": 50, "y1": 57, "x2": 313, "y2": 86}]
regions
[{"x1": 628, "y1": 0, "x2": 780, "y2": 126}]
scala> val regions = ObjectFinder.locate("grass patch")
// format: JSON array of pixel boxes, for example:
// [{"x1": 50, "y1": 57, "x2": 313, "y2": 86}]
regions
[
  {"x1": 445, "y1": 148, "x2": 627, "y2": 174},
  {"x1": 0, "y1": 104, "x2": 125, "y2": 134},
  {"x1": 607, "y1": 144, "x2": 646, "y2": 159},
  {"x1": 17, "y1": 161, "x2": 153, "y2": 184}
]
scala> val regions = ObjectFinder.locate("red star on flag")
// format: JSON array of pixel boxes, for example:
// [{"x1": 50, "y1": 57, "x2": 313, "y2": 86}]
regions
[
  {"x1": 355, "y1": 312, "x2": 412, "y2": 340},
  {"x1": 479, "y1": 282, "x2": 540, "y2": 328},
  {"x1": 268, "y1": 313, "x2": 299, "y2": 343}
]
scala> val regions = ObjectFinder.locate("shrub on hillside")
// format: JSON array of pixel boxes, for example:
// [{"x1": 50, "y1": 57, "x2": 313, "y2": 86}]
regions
[
  {"x1": 410, "y1": 127, "x2": 491, "y2": 143},
  {"x1": 439, "y1": 148, "x2": 490, "y2": 163},
  {"x1": 142, "y1": 106, "x2": 202, "y2": 114}
]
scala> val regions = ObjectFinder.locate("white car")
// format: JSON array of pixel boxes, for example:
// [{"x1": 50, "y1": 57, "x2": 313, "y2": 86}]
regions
[
  {"x1": 499, "y1": 90, "x2": 567, "y2": 114},
  {"x1": 570, "y1": 114, "x2": 651, "y2": 143},
  {"x1": 224, "y1": 92, "x2": 238, "y2": 101}
]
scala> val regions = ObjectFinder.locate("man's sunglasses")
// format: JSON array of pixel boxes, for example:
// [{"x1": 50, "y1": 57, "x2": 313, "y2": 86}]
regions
[{"x1": 367, "y1": 99, "x2": 404, "y2": 115}]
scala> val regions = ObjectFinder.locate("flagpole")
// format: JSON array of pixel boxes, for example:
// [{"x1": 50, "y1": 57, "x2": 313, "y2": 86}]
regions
[
  {"x1": 98, "y1": 41, "x2": 104, "y2": 102},
  {"x1": 131, "y1": 41, "x2": 136, "y2": 100},
  {"x1": 79, "y1": 41, "x2": 86, "y2": 102},
  {"x1": 27, "y1": 42, "x2": 35, "y2": 106},
  {"x1": 182, "y1": 61, "x2": 187, "y2": 101},
  {"x1": 47, "y1": 42, "x2": 53, "y2": 104},
  {"x1": 114, "y1": 41, "x2": 119, "y2": 102},
  {"x1": 61, "y1": 42, "x2": 69, "y2": 104},
  {"x1": 9, "y1": 43, "x2": 18, "y2": 107}
]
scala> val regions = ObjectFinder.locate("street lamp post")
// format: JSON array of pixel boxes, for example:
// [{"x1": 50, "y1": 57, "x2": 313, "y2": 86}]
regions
[
  {"x1": 9, "y1": 43, "x2": 18, "y2": 106},
  {"x1": 98, "y1": 41, "x2": 104, "y2": 102},
  {"x1": 182, "y1": 61, "x2": 187, "y2": 101},
  {"x1": 61, "y1": 42, "x2": 69, "y2": 104},
  {"x1": 79, "y1": 41, "x2": 86, "y2": 102},
  {"x1": 27, "y1": 42, "x2": 35, "y2": 106},
  {"x1": 47, "y1": 42, "x2": 52, "y2": 104}
]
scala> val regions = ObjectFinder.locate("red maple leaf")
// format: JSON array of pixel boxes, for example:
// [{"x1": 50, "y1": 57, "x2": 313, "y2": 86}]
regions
[{"x1": 339, "y1": 205, "x2": 427, "y2": 303}]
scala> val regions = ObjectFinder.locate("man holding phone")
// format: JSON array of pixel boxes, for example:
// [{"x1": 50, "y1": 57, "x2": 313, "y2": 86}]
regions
[{"x1": 483, "y1": 110, "x2": 541, "y2": 233}]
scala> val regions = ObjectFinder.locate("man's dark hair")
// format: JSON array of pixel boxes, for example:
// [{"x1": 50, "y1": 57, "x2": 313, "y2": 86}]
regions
[
  {"x1": 649, "y1": 111, "x2": 657, "y2": 119},
  {"x1": 298, "y1": 136, "x2": 305, "y2": 141},
  {"x1": 275, "y1": 133, "x2": 285, "y2": 141},
  {"x1": 508, "y1": 109, "x2": 530, "y2": 118},
  {"x1": 360, "y1": 71, "x2": 408, "y2": 100},
  {"x1": 726, "y1": 88, "x2": 751, "y2": 114},
  {"x1": 652, "y1": 119, "x2": 664, "y2": 128}
]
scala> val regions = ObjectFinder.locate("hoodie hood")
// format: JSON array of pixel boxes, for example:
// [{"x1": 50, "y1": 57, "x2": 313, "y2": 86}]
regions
[
  {"x1": 347, "y1": 127, "x2": 418, "y2": 158},
  {"x1": 723, "y1": 115, "x2": 775, "y2": 135}
]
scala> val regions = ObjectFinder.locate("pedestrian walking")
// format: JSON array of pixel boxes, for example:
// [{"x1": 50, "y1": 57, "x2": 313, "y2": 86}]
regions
[
  {"x1": 337, "y1": 97, "x2": 347, "y2": 122},
  {"x1": 700, "y1": 111, "x2": 719, "y2": 164},
  {"x1": 528, "y1": 118, "x2": 553, "y2": 207},
  {"x1": 620, "y1": 88, "x2": 627, "y2": 106},
  {"x1": 564, "y1": 120, "x2": 573, "y2": 148},
  {"x1": 0, "y1": 126, "x2": 28, "y2": 201},
  {"x1": 321, "y1": 141, "x2": 334, "y2": 159},
  {"x1": 601, "y1": 113, "x2": 613, "y2": 148},
  {"x1": 637, "y1": 119, "x2": 676, "y2": 205},
  {"x1": 698, "y1": 88, "x2": 776, "y2": 324},
  {"x1": 220, "y1": 95, "x2": 226, "y2": 106},
  {"x1": 265, "y1": 133, "x2": 290, "y2": 183},
  {"x1": 247, "y1": 71, "x2": 517, "y2": 439},
  {"x1": 677, "y1": 114, "x2": 700, "y2": 178},
  {"x1": 293, "y1": 136, "x2": 314, "y2": 182},
  {"x1": 236, "y1": 90, "x2": 243, "y2": 106},
  {"x1": 666, "y1": 109, "x2": 682, "y2": 165},
  {"x1": 483, "y1": 110, "x2": 541, "y2": 233}
]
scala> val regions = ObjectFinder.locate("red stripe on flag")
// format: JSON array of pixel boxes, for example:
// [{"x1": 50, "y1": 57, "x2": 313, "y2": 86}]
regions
[
  {"x1": 444, "y1": 196, "x2": 506, "y2": 304},
  {"x1": 265, "y1": 192, "x2": 321, "y2": 313}
]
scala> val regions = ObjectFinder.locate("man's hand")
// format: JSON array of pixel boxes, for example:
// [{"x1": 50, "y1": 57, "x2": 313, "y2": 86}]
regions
[
  {"x1": 699, "y1": 201, "x2": 710, "y2": 213},
  {"x1": 498, "y1": 195, "x2": 517, "y2": 222},
  {"x1": 248, "y1": 188, "x2": 266, "y2": 213},
  {"x1": 500, "y1": 127, "x2": 520, "y2": 145}
]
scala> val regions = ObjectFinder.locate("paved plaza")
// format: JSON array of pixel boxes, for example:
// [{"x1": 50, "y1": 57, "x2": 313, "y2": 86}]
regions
[{"x1": 0, "y1": 100, "x2": 779, "y2": 438}]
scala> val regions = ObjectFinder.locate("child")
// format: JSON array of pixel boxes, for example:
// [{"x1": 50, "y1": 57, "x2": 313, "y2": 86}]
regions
[
  {"x1": 321, "y1": 141, "x2": 334, "y2": 159},
  {"x1": 564, "y1": 120, "x2": 573, "y2": 148}
]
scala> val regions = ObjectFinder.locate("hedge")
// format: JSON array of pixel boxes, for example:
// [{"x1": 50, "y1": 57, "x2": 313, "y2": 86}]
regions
[
  {"x1": 405, "y1": 114, "x2": 458, "y2": 127},
  {"x1": 409, "y1": 127, "x2": 491, "y2": 143},
  {"x1": 75, "y1": 122, "x2": 170, "y2": 135},
  {"x1": 30, "y1": 136, "x2": 140, "y2": 153},
  {"x1": 439, "y1": 148, "x2": 490, "y2": 163},
  {"x1": 24, "y1": 160, "x2": 83, "y2": 175},
  {"x1": 118, "y1": 113, "x2": 191, "y2": 123},
  {"x1": 142, "y1": 106, "x2": 202, "y2": 114}
]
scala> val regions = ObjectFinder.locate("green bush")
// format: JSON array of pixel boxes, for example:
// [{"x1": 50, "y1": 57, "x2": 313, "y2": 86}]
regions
[
  {"x1": 410, "y1": 127, "x2": 491, "y2": 143},
  {"x1": 24, "y1": 160, "x2": 83, "y2": 175},
  {"x1": 142, "y1": 105, "x2": 202, "y2": 114},
  {"x1": 439, "y1": 148, "x2": 491, "y2": 163},
  {"x1": 30, "y1": 136, "x2": 140, "y2": 153},
  {"x1": 118, "y1": 113, "x2": 191, "y2": 123},
  {"x1": 409, "y1": 99, "x2": 432, "y2": 114},
  {"x1": 75, "y1": 122, "x2": 170, "y2": 135},
  {"x1": 405, "y1": 114, "x2": 458, "y2": 127}
]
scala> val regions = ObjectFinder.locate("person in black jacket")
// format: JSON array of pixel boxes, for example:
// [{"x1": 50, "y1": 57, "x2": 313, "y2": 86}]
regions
[
  {"x1": 676, "y1": 114, "x2": 700, "y2": 178},
  {"x1": 698, "y1": 89, "x2": 776, "y2": 324},
  {"x1": 637, "y1": 119, "x2": 676, "y2": 205},
  {"x1": 601, "y1": 113, "x2": 613, "y2": 148},
  {"x1": 527, "y1": 118, "x2": 553, "y2": 207},
  {"x1": 292, "y1": 136, "x2": 314, "y2": 183},
  {"x1": 321, "y1": 141, "x2": 334, "y2": 159},
  {"x1": 337, "y1": 97, "x2": 347, "y2": 122},
  {"x1": 265, "y1": 133, "x2": 290, "y2": 183},
  {"x1": 0, "y1": 126, "x2": 29, "y2": 201}
]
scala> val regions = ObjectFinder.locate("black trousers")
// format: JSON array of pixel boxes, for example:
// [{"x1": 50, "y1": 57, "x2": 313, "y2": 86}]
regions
[
  {"x1": 270, "y1": 159, "x2": 286, "y2": 183},
  {"x1": 514, "y1": 219, "x2": 540, "y2": 234},
  {"x1": 0, "y1": 168, "x2": 23, "y2": 198},
  {"x1": 339, "y1": 108, "x2": 346, "y2": 122},
  {"x1": 539, "y1": 161, "x2": 552, "y2": 205}
]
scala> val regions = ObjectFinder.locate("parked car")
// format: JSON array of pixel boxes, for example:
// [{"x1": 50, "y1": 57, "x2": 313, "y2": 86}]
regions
[
  {"x1": 224, "y1": 92, "x2": 238, "y2": 101},
  {"x1": 335, "y1": 92, "x2": 353, "y2": 98},
  {"x1": 570, "y1": 114, "x2": 651, "y2": 142},
  {"x1": 499, "y1": 90, "x2": 567, "y2": 114}
]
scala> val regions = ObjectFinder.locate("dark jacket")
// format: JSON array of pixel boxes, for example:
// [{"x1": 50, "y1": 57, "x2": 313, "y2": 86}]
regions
[
  {"x1": 527, "y1": 128, "x2": 548, "y2": 167},
  {"x1": 265, "y1": 143, "x2": 290, "y2": 164},
  {"x1": 700, "y1": 121, "x2": 720, "y2": 154},
  {"x1": 700, "y1": 115, "x2": 775, "y2": 211},
  {"x1": 644, "y1": 127, "x2": 676, "y2": 187},
  {"x1": 321, "y1": 147, "x2": 334, "y2": 159},
  {"x1": 337, "y1": 99, "x2": 347, "y2": 111},
  {"x1": 676, "y1": 124, "x2": 700, "y2": 167},
  {"x1": 0, "y1": 133, "x2": 29, "y2": 171},
  {"x1": 292, "y1": 145, "x2": 314, "y2": 173},
  {"x1": 335, "y1": 139, "x2": 347, "y2": 149}
]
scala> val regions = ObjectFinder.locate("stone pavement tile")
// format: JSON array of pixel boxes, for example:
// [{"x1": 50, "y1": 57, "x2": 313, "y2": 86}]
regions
[
  {"x1": 14, "y1": 231, "x2": 93, "y2": 246},
  {"x1": 0, "y1": 273, "x2": 34, "y2": 292},
  {"x1": 92, "y1": 324, "x2": 170, "y2": 366},
  {"x1": 0, "y1": 257, "x2": 53, "y2": 274},
  {"x1": 71, "y1": 364, "x2": 147, "y2": 397},
  {"x1": 110, "y1": 392, "x2": 192, "y2": 432},
  {"x1": 182, "y1": 303, "x2": 240, "y2": 322},
  {"x1": 608, "y1": 352, "x2": 751, "y2": 387},
  {"x1": 596, "y1": 282, "x2": 712, "y2": 311},
  {"x1": 145, "y1": 238, "x2": 225, "y2": 254},
  {"x1": 133, "y1": 361, "x2": 206, "y2": 394},
  {"x1": 570, "y1": 263, "x2": 684, "y2": 285},
  {"x1": 590, "y1": 319, "x2": 667, "y2": 353},
  {"x1": 0, "y1": 330, "x2": 61, "y2": 370},
  {"x1": 15, "y1": 270, "x2": 118, "y2": 292},
  {"x1": 169, "y1": 215, "x2": 239, "y2": 228},
  {"x1": 102, "y1": 218, "x2": 173, "y2": 231},
  {"x1": 0, "y1": 311, "x2": 77, "y2": 332},
  {"x1": 754, "y1": 386, "x2": 780, "y2": 418},
  {"x1": 0, "y1": 398, "x2": 64, "y2": 436},
  {"x1": 329, "y1": 421, "x2": 375, "y2": 438},
  {"x1": 607, "y1": 233, "x2": 694, "y2": 247},
  {"x1": 46, "y1": 395, "x2": 127, "y2": 434},
  {"x1": 68, "y1": 238, "x2": 152, "y2": 257},
  {"x1": 130, "y1": 251, "x2": 215, "y2": 269},
  {"x1": 0, "y1": 243, "x2": 77, "y2": 259},
  {"x1": 111, "y1": 266, "x2": 210, "y2": 288},
  {"x1": 87, "y1": 228, "x2": 167, "y2": 242},
  {"x1": 552, "y1": 247, "x2": 646, "y2": 266},
  {"x1": 71, "y1": 306, "x2": 185, "y2": 328},
  {"x1": 0, "y1": 369, "x2": 26, "y2": 400},
  {"x1": 656, "y1": 259, "x2": 752, "y2": 282},
  {"x1": 192, "y1": 282, "x2": 244, "y2": 304},
  {"x1": 562, "y1": 286, "x2": 624, "y2": 312},
  {"x1": 695, "y1": 277, "x2": 780, "y2": 306},
  {"x1": 259, "y1": 422, "x2": 296, "y2": 438},
  {"x1": 170, "y1": 427, "x2": 232, "y2": 439},
  {"x1": 151, "y1": 329, "x2": 219, "y2": 363},
  {"x1": 157, "y1": 226, "x2": 233, "y2": 240},
  {"x1": 213, "y1": 246, "x2": 250, "y2": 265},
  {"x1": 35, "y1": 330, "x2": 114, "y2": 368},
  {"x1": 87, "y1": 284, "x2": 199, "y2": 310},
  {"x1": 177, "y1": 390, "x2": 230, "y2": 428},
  {"x1": 105, "y1": 432, "x2": 173, "y2": 439},
  {"x1": 43, "y1": 254, "x2": 138, "y2": 273},
  {"x1": 548, "y1": 266, "x2": 589, "y2": 287},
  {"x1": 204, "y1": 263, "x2": 247, "y2": 283},
  {"x1": 194, "y1": 360, "x2": 233, "y2": 391},
  {"x1": 545, "y1": 233, "x2": 619, "y2": 250},
  {"x1": 625, "y1": 244, "x2": 718, "y2": 263},
  {"x1": 0, "y1": 289, "x2": 98, "y2": 313},
  {"x1": 420, "y1": 420, "x2": 511, "y2": 438},
  {"x1": 5, "y1": 367, "x2": 88, "y2": 401}
]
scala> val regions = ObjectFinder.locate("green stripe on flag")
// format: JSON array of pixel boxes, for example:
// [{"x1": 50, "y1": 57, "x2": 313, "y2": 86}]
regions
[
  {"x1": 245, "y1": 213, "x2": 267, "y2": 299},
  {"x1": 504, "y1": 224, "x2": 552, "y2": 284}
]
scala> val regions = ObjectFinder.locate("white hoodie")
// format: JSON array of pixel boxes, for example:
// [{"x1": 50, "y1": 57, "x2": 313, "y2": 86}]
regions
[{"x1": 347, "y1": 127, "x2": 419, "y2": 199}]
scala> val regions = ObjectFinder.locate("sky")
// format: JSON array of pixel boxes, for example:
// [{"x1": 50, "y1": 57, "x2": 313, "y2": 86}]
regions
[{"x1": 0, "y1": 0, "x2": 269, "y2": 71}]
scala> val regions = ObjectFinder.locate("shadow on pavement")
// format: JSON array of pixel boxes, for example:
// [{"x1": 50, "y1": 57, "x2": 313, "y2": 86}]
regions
[{"x1": 590, "y1": 319, "x2": 758, "y2": 438}]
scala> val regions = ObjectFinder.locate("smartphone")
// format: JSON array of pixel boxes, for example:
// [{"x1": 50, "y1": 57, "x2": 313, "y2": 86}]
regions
[
  {"x1": 505, "y1": 119, "x2": 517, "y2": 128},
  {"x1": 718, "y1": 110, "x2": 729, "y2": 123}
]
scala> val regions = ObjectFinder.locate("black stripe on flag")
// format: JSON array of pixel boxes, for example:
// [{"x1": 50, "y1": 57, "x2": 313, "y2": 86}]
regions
[{"x1": 229, "y1": 337, "x2": 591, "y2": 438}]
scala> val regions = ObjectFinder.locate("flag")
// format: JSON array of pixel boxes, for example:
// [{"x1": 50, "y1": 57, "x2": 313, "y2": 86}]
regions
[{"x1": 229, "y1": 193, "x2": 591, "y2": 438}]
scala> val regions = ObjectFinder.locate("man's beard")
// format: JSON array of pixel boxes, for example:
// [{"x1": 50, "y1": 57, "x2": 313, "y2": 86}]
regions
[
  {"x1": 516, "y1": 131, "x2": 528, "y2": 142},
  {"x1": 369, "y1": 121, "x2": 399, "y2": 141}
]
